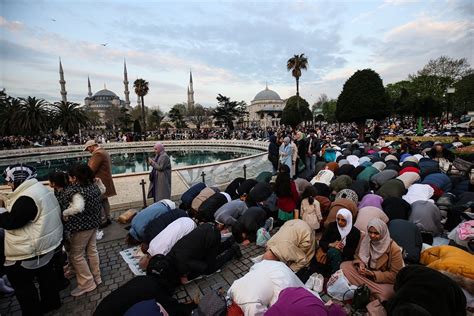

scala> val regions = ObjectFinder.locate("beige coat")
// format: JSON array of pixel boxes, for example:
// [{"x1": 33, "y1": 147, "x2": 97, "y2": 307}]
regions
[
  {"x1": 300, "y1": 198, "x2": 322, "y2": 230},
  {"x1": 353, "y1": 240, "x2": 404, "y2": 284},
  {"x1": 88, "y1": 147, "x2": 116, "y2": 197},
  {"x1": 266, "y1": 219, "x2": 315, "y2": 272}
]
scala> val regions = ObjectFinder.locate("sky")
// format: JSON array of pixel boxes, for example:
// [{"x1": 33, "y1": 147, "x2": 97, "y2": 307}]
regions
[{"x1": 1, "y1": 0, "x2": 473, "y2": 112}]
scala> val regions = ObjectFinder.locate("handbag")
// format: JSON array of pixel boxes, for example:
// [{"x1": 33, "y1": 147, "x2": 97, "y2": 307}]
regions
[
  {"x1": 315, "y1": 247, "x2": 327, "y2": 264},
  {"x1": 351, "y1": 284, "x2": 371, "y2": 312}
]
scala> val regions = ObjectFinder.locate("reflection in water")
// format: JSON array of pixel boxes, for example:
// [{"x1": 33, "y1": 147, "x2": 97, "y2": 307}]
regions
[{"x1": 0, "y1": 150, "x2": 249, "y2": 182}]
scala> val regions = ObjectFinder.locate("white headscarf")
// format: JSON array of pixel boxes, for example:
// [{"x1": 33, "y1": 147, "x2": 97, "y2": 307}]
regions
[
  {"x1": 336, "y1": 208, "x2": 353, "y2": 245},
  {"x1": 346, "y1": 155, "x2": 359, "y2": 167}
]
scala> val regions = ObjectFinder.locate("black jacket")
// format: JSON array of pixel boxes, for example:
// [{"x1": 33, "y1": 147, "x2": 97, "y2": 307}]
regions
[{"x1": 318, "y1": 221, "x2": 360, "y2": 260}]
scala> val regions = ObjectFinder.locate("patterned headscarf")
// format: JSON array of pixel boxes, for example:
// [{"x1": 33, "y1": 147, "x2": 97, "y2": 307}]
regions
[{"x1": 3, "y1": 164, "x2": 37, "y2": 186}]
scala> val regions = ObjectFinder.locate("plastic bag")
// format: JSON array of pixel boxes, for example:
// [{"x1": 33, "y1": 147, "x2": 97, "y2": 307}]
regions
[
  {"x1": 256, "y1": 228, "x2": 271, "y2": 247},
  {"x1": 326, "y1": 269, "x2": 357, "y2": 301},
  {"x1": 304, "y1": 272, "x2": 324, "y2": 293}
]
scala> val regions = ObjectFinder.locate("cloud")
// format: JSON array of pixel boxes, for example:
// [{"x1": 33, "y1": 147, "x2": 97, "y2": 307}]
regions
[
  {"x1": 0, "y1": 16, "x2": 23, "y2": 32},
  {"x1": 0, "y1": 39, "x2": 49, "y2": 63}
]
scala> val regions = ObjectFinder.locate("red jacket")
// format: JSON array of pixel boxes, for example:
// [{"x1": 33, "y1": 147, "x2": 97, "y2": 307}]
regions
[{"x1": 277, "y1": 181, "x2": 299, "y2": 212}]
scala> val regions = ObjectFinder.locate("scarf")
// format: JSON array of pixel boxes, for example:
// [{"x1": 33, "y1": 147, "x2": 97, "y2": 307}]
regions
[
  {"x1": 337, "y1": 208, "x2": 353, "y2": 245},
  {"x1": 358, "y1": 218, "x2": 392, "y2": 269}
]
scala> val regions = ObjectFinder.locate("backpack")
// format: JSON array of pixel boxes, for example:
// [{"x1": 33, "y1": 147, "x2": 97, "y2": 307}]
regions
[{"x1": 194, "y1": 288, "x2": 227, "y2": 316}]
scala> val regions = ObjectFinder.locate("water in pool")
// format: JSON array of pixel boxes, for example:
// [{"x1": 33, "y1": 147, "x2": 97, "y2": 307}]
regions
[{"x1": 0, "y1": 150, "x2": 248, "y2": 182}]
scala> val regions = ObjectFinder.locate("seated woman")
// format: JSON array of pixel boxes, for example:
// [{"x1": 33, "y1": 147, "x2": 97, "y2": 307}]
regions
[
  {"x1": 316, "y1": 209, "x2": 360, "y2": 276},
  {"x1": 264, "y1": 219, "x2": 315, "y2": 273},
  {"x1": 341, "y1": 218, "x2": 404, "y2": 302},
  {"x1": 386, "y1": 265, "x2": 466, "y2": 316}
]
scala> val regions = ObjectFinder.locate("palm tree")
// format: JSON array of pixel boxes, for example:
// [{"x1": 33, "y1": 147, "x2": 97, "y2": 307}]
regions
[
  {"x1": 52, "y1": 101, "x2": 90, "y2": 135},
  {"x1": 133, "y1": 78, "x2": 149, "y2": 136},
  {"x1": 287, "y1": 53, "x2": 309, "y2": 112},
  {"x1": 17, "y1": 97, "x2": 52, "y2": 135},
  {"x1": 0, "y1": 91, "x2": 21, "y2": 135}
]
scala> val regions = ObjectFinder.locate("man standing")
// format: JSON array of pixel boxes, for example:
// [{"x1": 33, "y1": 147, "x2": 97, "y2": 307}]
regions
[
  {"x1": 148, "y1": 142, "x2": 172, "y2": 202},
  {"x1": 0, "y1": 164, "x2": 63, "y2": 315},
  {"x1": 84, "y1": 139, "x2": 116, "y2": 227}
]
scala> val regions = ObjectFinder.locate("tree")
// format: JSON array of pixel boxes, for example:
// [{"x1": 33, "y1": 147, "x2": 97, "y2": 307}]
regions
[
  {"x1": 52, "y1": 101, "x2": 89, "y2": 135},
  {"x1": 83, "y1": 106, "x2": 101, "y2": 129},
  {"x1": 169, "y1": 104, "x2": 187, "y2": 128},
  {"x1": 17, "y1": 97, "x2": 52, "y2": 135},
  {"x1": 133, "y1": 78, "x2": 149, "y2": 134},
  {"x1": 188, "y1": 104, "x2": 209, "y2": 129},
  {"x1": 148, "y1": 108, "x2": 163, "y2": 130},
  {"x1": 118, "y1": 107, "x2": 133, "y2": 131},
  {"x1": 336, "y1": 69, "x2": 388, "y2": 140},
  {"x1": 0, "y1": 91, "x2": 21, "y2": 135},
  {"x1": 281, "y1": 95, "x2": 311, "y2": 128},
  {"x1": 454, "y1": 73, "x2": 474, "y2": 115},
  {"x1": 416, "y1": 56, "x2": 472, "y2": 83},
  {"x1": 104, "y1": 105, "x2": 122, "y2": 131},
  {"x1": 322, "y1": 99, "x2": 337, "y2": 123},
  {"x1": 133, "y1": 119, "x2": 142, "y2": 134},
  {"x1": 287, "y1": 53, "x2": 308, "y2": 111},
  {"x1": 212, "y1": 94, "x2": 248, "y2": 130}
]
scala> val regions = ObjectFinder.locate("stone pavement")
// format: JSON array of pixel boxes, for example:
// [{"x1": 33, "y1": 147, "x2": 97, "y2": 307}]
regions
[{"x1": 0, "y1": 219, "x2": 266, "y2": 316}]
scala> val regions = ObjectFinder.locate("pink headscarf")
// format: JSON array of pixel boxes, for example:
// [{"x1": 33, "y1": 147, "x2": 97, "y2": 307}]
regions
[
  {"x1": 153, "y1": 142, "x2": 165, "y2": 153},
  {"x1": 358, "y1": 218, "x2": 392, "y2": 269}
]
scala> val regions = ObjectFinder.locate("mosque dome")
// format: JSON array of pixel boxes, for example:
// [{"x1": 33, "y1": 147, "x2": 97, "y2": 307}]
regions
[
  {"x1": 93, "y1": 89, "x2": 118, "y2": 98},
  {"x1": 253, "y1": 86, "x2": 281, "y2": 101}
]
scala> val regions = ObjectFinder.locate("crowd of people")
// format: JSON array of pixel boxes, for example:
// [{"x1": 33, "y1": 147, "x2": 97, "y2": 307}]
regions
[{"x1": 0, "y1": 126, "x2": 473, "y2": 315}]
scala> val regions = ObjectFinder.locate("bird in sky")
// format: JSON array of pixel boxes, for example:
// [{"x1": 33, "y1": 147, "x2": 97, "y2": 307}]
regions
[
  {"x1": 51, "y1": 18, "x2": 56, "y2": 22},
  {"x1": 101, "y1": 43, "x2": 108, "y2": 46}
]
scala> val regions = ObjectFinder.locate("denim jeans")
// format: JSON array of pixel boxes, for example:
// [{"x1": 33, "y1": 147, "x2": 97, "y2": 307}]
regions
[{"x1": 305, "y1": 155, "x2": 316, "y2": 173}]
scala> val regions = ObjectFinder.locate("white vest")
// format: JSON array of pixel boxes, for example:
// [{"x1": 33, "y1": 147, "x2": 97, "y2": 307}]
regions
[{"x1": 4, "y1": 179, "x2": 63, "y2": 261}]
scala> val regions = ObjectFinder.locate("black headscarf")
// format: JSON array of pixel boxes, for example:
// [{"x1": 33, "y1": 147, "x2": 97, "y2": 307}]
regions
[
  {"x1": 382, "y1": 197, "x2": 411, "y2": 221},
  {"x1": 349, "y1": 179, "x2": 369, "y2": 201},
  {"x1": 386, "y1": 265, "x2": 466, "y2": 316}
]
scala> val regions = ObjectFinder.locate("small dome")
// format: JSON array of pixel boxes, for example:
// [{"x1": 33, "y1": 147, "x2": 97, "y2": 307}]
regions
[
  {"x1": 93, "y1": 89, "x2": 117, "y2": 98},
  {"x1": 253, "y1": 86, "x2": 281, "y2": 101}
]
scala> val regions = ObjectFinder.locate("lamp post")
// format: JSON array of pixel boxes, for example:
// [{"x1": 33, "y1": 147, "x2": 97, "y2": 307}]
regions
[{"x1": 446, "y1": 87, "x2": 455, "y2": 123}]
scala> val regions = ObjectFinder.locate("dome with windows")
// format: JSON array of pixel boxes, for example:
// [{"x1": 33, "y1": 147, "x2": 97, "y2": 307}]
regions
[
  {"x1": 93, "y1": 89, "x2": 118, "y2": 98},
  {"x1": 253, "y1": 86, "x2": 281, "y2": 101}
]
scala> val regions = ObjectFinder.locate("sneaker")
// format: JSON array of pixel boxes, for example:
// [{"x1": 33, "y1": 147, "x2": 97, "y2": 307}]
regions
[
  {"x1": 70, "y1": 283, "x2": 96, "y2": 297},
  {"x1": 264, "y1": 217, "x2": 274, "y2": 232},
  {"x1": 232, "y1": 243, "x2": 242, "y2": 259}
]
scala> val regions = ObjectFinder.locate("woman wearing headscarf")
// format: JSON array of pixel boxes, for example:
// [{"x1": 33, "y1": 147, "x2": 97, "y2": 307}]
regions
[
  {"x1": 402, "y1": 183, "x2": 434, "y2": 204},
  {"x1": 268, "y1": 134, "x2": 279, "y2": 173},
  {"x1": 388, "y1": 220, "x2": 422, "y2": 263},
  {"x1": 329, "y1": 175, "x2": 352, "y2": 194},
  {"x1": 341, "y1": 218, "x2": 404, "y2": 301},
  {"x1": 147, "y1": 142, "x2": 171, "y2": 202},
  {"x1": 317, "y1": 209, "x2": 360, "y2": 276},
  {"x1": 370, "y1": 169, "x2": 398, "y2": 190},
  {"x1": 382, "y1": 197, "x2": 411, "y2": 221},
  {"x1": 376, "y1": 178, "x2": 406, "y2": 199},
  {"x1": 350, "y1": 180, "x2": 370, "y2": 201},
  {"x1": 354, "y1": 206, "x2": 389, "y2": 234},
  {"x1": 409, "y1": 200, "x2": 443, "y2": 236},
  {"x1": 279, "y1": 136, "x2": 292, "y2": 174},
  {"x1": 358, "y1": 194, "x2": 383, "y2": 210},
  {"x1": 386, "y1": 265, "x2": 466, "y2": 316},
  {"x1": 325, "y1": 198, "x2": 358, "y2": 228},
  {"x1": 265, "y1": 287, "x2": 346, "y2": 316}
]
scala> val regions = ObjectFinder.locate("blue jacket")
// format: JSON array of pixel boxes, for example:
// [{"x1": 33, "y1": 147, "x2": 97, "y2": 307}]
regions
[
  {"x1": 421, "y1": 173, "x2": 452, "y2": 192},
  {"x1": 129, "y1": 201, "x2": 172, "y2": 241}
]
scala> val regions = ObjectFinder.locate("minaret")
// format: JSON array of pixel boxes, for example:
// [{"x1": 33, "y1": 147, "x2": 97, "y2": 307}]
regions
[
  {"x1": 59, "y1": 58, "x2": 67, "y2": 103},
  {"x1": 187, "y1": 70, "x2": 195, "y2": 108},
  {"x1": 123, "y1": 59, "x2": 130, "y2": 108},
  {"x1": 87, "y1": 76, "x2": 92, "y2": 97}
]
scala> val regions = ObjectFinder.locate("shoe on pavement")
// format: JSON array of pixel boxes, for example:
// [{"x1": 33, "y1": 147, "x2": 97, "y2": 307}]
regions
[
  {"x1": 70, "y1": 283, "x2": 96, "y2": 297},
  {"x1": 232, "y1": 243, "x2": 242, "y2": 259}
]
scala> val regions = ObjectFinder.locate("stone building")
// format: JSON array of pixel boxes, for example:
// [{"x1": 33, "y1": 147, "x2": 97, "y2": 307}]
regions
[{"x1": 246, "y1": 84, "x2": 286, "y2": 128}]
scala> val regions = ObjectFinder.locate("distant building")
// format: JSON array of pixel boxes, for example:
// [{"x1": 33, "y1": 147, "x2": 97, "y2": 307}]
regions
[
  {"x1": 58, "y1": 60, "x2": 132, "y2": 128},
  {"x1": 246, "y1": 84, "x2": 286, "y2": 128},
  {"x1": 187, "y1": 70, "x2": 195, "y2": 109}
]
